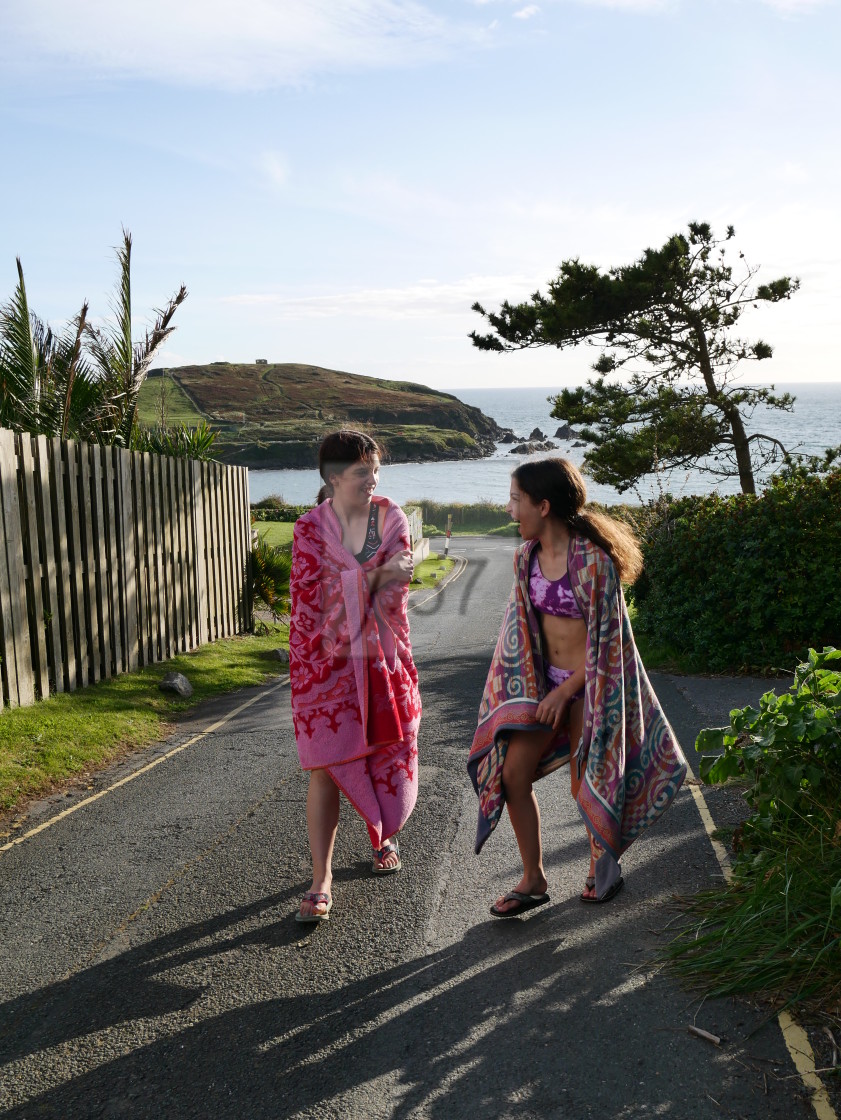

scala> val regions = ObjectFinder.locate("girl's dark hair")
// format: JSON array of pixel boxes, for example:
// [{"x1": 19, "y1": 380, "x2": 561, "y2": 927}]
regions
[
  {"x1": 512, "y1": 458, "x2": 643, "y2": 583},
  {"x1": 316, "y1": 429, "x2": 383, "y2": 503}
]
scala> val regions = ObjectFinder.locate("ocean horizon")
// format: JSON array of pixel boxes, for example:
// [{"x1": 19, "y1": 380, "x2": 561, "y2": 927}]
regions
[{"x1": 248, "y1": 381, "x2": 841, "y2": 508}]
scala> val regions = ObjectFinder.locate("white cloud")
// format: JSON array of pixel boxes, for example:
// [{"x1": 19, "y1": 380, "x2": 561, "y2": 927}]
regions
[
  {"x1": 0, "y1": 0, "x2": 490, "y2": 91},
  {"x1": 513, "y1": 4, "x2": 541, "y2": 17},
  {"x1": 221, "y1": 274, "x2": 543, "y2": 320}
]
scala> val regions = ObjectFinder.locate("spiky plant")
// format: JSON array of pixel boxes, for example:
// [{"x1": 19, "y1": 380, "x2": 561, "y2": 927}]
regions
[
  {"x1": 131, "y1": 420, "x2": 220, "y2": 460},
  {"x1": 0, "y1": 259, "x2": 96, "y2": 438},
  {"x1": 85, "y1": 229, "x2": 187, "y2": 446},
  {"x1": 251, "y1": 537, "x2": 292, "y2": 619}
]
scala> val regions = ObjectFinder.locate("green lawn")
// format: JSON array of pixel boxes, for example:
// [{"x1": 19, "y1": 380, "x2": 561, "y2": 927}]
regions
[
  {"x1": 0, "y1": 625, "x2": 288, "y2": 819},
  {"x1": 136, "y1": 374, "x2": 208, "y2": 428},
  {"x1": 256, "y1": 521, "x2": 295, "y2": 548}
]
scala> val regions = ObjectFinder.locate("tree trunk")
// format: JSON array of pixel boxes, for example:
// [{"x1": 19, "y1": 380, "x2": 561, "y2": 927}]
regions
[{"x1": 689, "y1": 314, "x2": 756, "y2": 495}]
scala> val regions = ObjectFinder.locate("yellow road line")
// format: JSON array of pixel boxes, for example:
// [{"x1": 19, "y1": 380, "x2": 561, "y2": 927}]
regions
[
  {"x1": 0, "y1": 676, "x2": 290, "y2": 855},
  {"x1": 408, "y1": 555, "x2": 468, "y2": 613},
  {"x1": 685, "y1": 776, "x2": 836, "y2": 1119}
]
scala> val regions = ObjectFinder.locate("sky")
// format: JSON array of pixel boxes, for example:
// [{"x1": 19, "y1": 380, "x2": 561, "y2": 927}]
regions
[{"x1": 1, "y1": 0, "x2": 839, "y2": 392}]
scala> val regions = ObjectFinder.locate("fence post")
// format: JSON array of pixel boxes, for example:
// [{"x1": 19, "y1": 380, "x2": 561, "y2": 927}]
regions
[{"x1": 0, "y1": 430, "x2": 35, "y2": 706}]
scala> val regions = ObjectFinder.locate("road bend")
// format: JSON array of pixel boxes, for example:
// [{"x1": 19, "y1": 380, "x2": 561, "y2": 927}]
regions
[{"x1": 0, "y1": 538, "x2": 818, "y2": 1119}]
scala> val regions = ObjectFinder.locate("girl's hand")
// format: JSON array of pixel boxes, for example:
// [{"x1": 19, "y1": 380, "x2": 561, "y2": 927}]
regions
[
  {"x1": 383, "y1": 549, "x2": 414, "y2": 584},
  {"x1": 535, "y1": 686, "x2": 571, "y2": 731},
  {"x1": 370, "y1": 550, "x2": 414, "y2": 594}
]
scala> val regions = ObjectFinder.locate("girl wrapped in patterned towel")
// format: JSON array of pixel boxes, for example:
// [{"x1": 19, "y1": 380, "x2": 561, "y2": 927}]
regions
[
  {"x1": 290, "y1": 430, "x2": 421, "y2": 923},
  {"x1": 468, "y1": 458, "x2": 686, "y2": 916}
]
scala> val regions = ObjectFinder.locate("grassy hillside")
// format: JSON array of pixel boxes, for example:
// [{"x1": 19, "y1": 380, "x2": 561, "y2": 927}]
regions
[{"x1": 138, "y1": 363, "x2": 502, "y2": 468}]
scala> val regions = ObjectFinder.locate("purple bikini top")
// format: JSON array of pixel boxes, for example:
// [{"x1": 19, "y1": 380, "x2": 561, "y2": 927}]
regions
[{"x1": 528, "y1": 548, "x2": 584, "y2": 619}]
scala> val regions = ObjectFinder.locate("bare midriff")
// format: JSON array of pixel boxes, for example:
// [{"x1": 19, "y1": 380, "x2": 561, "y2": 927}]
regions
[{"x1": 539, "y1": 612, "x2": 587, "y2": 673}]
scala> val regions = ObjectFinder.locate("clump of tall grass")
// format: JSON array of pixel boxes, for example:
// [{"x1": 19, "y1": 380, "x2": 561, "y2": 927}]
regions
[
  {"x1": 666, "y1": 647, "x2": 841, "y2": 1016},
  {"x1": 668, "y1": 797, "x2": 841, "y2": 1014}
]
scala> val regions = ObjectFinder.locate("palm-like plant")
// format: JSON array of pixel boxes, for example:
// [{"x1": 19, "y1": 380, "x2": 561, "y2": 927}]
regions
[
  {"x1": 1, "y1": 232, "x2": 188, "y2": 446},
  {"x1": 85, "y1": 229, "x2": 188, "y2": 446},
  {"x1": 0, "y1": 259, "x2": 96, "y2": 439},
  {"x1": 131, "y1": 419, "x2": 220, "y2": 460},
  {"x1": 251, "y1": 536, "x2": 292, "y2": 619}
]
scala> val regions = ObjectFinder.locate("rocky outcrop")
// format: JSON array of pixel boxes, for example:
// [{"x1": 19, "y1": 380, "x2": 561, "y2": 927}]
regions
[
  {"x1": 509, "y1": 440, "x2": 559, "y2": 455},
  {"x1": 528, "y1": 427, "x2": 545, "y2": 441}
]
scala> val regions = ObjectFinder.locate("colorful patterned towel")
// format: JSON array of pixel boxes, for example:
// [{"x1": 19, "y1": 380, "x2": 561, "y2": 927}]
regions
[
  {"x1": 290, "y1": 497, "x2": 421, "y2": 846},
  {"x1": 468, "y1": 535, "x2": 686, "y2": 862}
]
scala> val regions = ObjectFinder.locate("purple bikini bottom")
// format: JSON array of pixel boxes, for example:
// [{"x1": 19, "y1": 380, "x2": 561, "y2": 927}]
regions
[{"x1": 545, "y1": 663, "x2": 585, "y2": 702}]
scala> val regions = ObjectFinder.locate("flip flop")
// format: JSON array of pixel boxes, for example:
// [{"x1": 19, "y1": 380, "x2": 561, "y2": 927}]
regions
[
  {"x1": 581, "y1": 876, "x2": 624, "y2": 905},
  {"x1": 577, "y1": 873, "x2": 600, "y2": 900},
  {"x1": 490, "y1": 890, "x2": 550, "y2": 919},
  {"x1": 372, "y1": 838, "x2": 401, "y2": 875},
  {"x1": 295, "y1": 891, "x2": 332, "y2": 923}
]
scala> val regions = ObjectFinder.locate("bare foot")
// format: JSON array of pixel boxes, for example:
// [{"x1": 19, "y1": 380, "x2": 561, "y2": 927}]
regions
[
  {"x1": 493, "y1": 872, "x2": 549, "y2": 915},
  {"x1": 372, "y1": 837, "x2": 401, "y2": 873},
  {"x1": 581, "y1": 854, "x2": 597, "y2": 901},
  {"x1": 299, "y1": 877, "x2": 332, "y2": 919}
]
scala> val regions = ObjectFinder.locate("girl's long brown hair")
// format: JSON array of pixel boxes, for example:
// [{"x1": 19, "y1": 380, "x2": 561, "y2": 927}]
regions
[{"x1": 512, "y1": 458, "x2": 643, "y2": 583}]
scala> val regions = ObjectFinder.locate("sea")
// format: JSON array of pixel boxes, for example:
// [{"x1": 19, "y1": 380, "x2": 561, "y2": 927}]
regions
[{"x1": 247, "y1": 382, "x2": 841, "y2": 508}]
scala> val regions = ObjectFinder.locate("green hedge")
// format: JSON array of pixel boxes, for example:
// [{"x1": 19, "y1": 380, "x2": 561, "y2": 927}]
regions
[
  {"x1": 407, "y1": 500, "x2": 512, "y2": 531},
  {"x1": 629, "y1": 470, "x2": 841, "y2": 672},
  {"x1": 251, "y1": 504, "x2": 313, "y2": 523}
]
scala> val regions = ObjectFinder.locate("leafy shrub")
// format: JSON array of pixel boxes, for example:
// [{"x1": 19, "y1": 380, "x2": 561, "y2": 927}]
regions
[
  {"x1": 667, "y1": 648, "x2": 841, "y2": 1012},
  {"x1": 629, "y1": 469, "x2": 841, "y2": 672},
  {"x1": 253, "y1": 493, "x2": 286, "y2": 509},
  {"x1": 697, "y1": 646, "x2": 841, "y2": 836},
  {"x1": 251, "y1": 504, "x2": 312, "y2": 523}
]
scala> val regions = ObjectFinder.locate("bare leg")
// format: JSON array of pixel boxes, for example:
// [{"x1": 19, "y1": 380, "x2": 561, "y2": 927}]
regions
[
  {"x1": 492, "y1": 728, "x2": 554, "y2": 914},
  {"x1": 300, "y1": 768, "x2": 340, "y2": 918},
  {"x1": 567, "y1": 698, "x2": 600, "y2": 900}
]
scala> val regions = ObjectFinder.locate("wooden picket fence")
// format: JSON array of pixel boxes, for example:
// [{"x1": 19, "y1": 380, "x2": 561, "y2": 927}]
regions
[{"x1": 0, "y1": 428, "x2": 252, "y2": 710}]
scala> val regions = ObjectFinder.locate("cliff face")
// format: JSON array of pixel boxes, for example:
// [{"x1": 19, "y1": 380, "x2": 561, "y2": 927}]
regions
[{"x1": 141, "y1": 363, "x2": 503, "y2": 467}]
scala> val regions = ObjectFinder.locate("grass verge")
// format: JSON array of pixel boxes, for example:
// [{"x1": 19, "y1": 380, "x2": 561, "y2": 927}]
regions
[
  {"x1": 0, "y1": 624, "x2": 288, "y2": 819},
  {"x1": 666, "y1": 802, "x2": 841, "y2": 1017},
  {"x1": 412, "y1": 553, "x2": 454, "y2": 590}
]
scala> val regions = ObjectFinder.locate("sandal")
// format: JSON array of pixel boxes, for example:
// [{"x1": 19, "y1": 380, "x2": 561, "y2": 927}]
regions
[
  {"x1": 295, "y1": 891, "x2": 332, "y2": 923},
  {"x1": 490, "y1": 890, "x2": 550, "y2": 918},
  {"x1": 372, "y1": 838, "x2": 401, "y2": 875}
]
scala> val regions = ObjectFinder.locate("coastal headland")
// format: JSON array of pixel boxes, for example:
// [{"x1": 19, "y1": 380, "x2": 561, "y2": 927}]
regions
[{"x1": 138, "y1": 362, "x2": 503, "y2": 468}]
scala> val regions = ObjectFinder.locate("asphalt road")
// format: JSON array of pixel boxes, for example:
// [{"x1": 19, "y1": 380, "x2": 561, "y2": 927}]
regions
[{"x1": 0, "y1": 537, "x2": 821, "y2": 1119}]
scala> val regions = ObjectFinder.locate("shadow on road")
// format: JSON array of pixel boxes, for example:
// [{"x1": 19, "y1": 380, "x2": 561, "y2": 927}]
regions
[{"x1": 0, "y1": 846, "x2": 798, "y2": 1119}]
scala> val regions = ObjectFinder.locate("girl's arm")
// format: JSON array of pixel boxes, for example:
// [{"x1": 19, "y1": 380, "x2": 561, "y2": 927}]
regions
[{"x1": 366, "y1": 549, "x2": 413, "y2": 594}]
